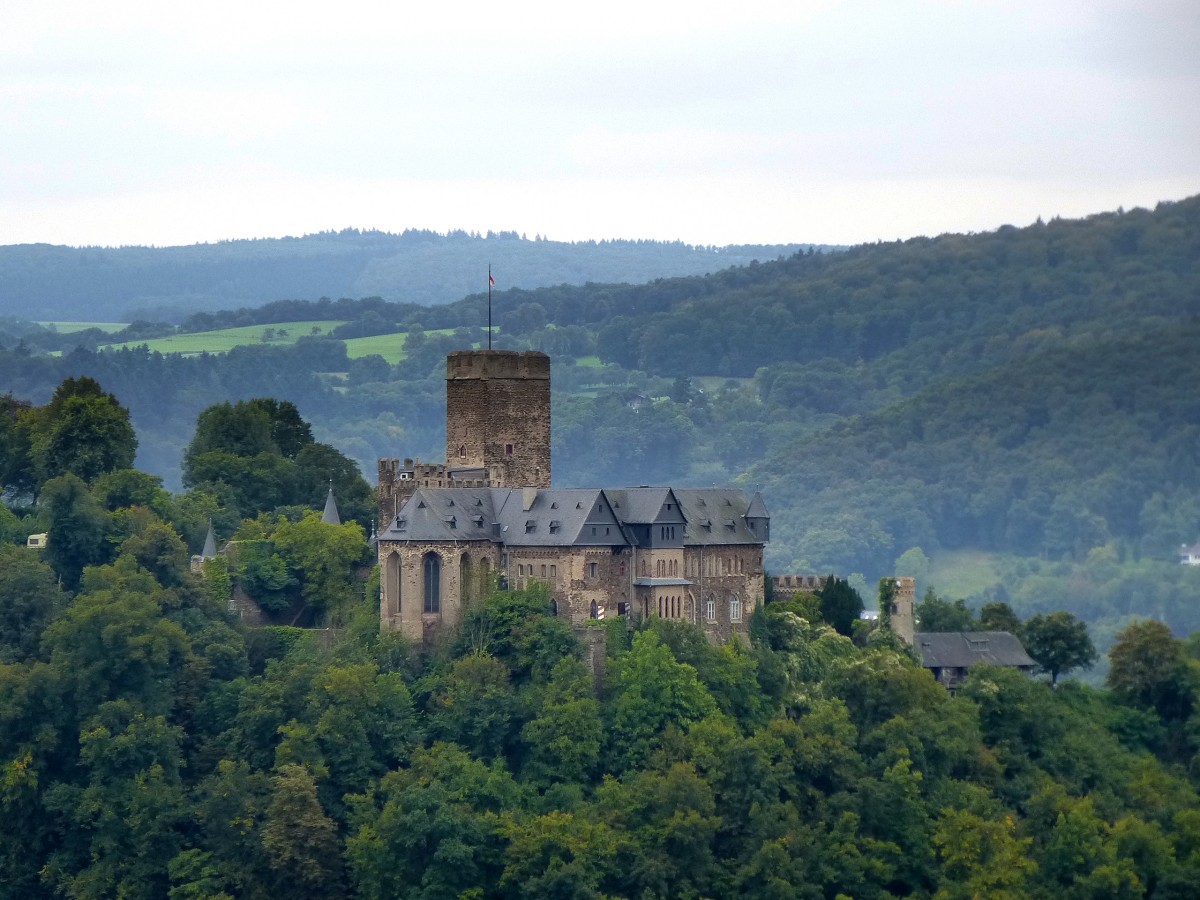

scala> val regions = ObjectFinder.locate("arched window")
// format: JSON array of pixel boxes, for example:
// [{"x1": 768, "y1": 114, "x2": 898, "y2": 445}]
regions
[
  {"x1": 386, "y1": 551, "x2": 402, "y2": 617},
  {"x1": 705, "y1": 595, "x2": 716, "y2": 622},
  {"x1": 460, "y1": 553, "x2": 472, "y2": 605},
  {"x1": 590, "y1": 600, "x2": 599, "y2": 619},
  {"x1": 423, "y1": 553, "x2": 441, "y2": 614},
  {"x1": 729, "y1": 595, "x2": 742, "y2": 622}
]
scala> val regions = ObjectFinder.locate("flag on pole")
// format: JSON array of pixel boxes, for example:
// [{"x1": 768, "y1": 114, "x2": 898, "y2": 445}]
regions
[{"x1": 489, "y1": 274, "x2": 496, "y2": 286}]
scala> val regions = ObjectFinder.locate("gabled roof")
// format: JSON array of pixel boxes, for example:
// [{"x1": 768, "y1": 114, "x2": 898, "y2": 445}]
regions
[
  {"x1": 603, "y1": 487, "x2": 685, "y2": 525},
  {"x1": 674, "y1": 488, "x2": 765, "y2": 546},
  {"x1": 913, "y1": 631, "x2": 1035, "y2": 669},
  {"x1": 497, "y1": 488, "x2": 625, "y2": 547},
  {"x1": 377, "y1": 485, "x2": 770, "y2": 550}
]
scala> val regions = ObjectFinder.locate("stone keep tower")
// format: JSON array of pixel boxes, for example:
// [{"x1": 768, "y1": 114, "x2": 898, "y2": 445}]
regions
[
  {"x1": 445, "y1": 350, "x2": 551, "y2": 488},
  {"x1": 890, "y1": 576, "x2": 917, "y2": 645}
]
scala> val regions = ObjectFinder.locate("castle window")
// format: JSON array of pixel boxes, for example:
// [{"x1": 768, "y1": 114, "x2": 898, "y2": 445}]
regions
[
  {"x1": 705, "y1": 597, "x2": 716, "y2": 621},
  {"x1": 729, "y1": 596, "x2": 742, "y2": 622},
  {"x1": 588, "y1": 562, "x2": 598, "y2": 578},
  {"x1": 551, "y1": 599, "x2": 558, "y2": 616},
  {"x1": 505, "y1": 444, "x2": 514, "y2": 455},
  {"x1": 590, "y1": 600, "x2": 599, "y2": 619},
  {"x1": 550, "y1": 564, "x2": 556, "y2": 578},
  {"x1": 423, "y1": 553, "x2": 441, "y2": 614},
  {"x1": 619, "y1": 561, "x2": 626, "y2": 576},
  {"x1": 617, "y1": 601, "x2": 628, "y2": 616},
  {"x1": 540, "y1": 564, "x2": 547, "y2": 577},
  {"x1": 459, "y1": 445, "x2": 466, "y2": 457}
]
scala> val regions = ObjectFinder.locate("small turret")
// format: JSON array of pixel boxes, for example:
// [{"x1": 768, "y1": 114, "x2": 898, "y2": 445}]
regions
[{"x1": 322, "y1": 484, "x2": 341, "y2": 525}]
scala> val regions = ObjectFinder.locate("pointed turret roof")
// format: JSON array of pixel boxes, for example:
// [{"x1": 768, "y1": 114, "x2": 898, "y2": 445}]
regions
[
  {"x1": 322, "y1": 486, "x2": 341, "y2": 525},
  {"x1": 201, "y1": 520, "x2": 217, "y2": 559}
]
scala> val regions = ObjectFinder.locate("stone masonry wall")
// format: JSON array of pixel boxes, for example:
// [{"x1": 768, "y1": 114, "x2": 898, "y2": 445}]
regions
[{"x1": 446, "y1": 350, "x2": 550, "y2": 489}]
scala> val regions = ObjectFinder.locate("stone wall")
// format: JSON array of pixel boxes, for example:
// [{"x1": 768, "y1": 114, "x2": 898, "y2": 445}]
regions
[
  {"x1": 446, "y1": 350, "x2": 551, "y2": 488},
  {"x1": 379, "y1": 540, "x2": 499, "y2": 642}
]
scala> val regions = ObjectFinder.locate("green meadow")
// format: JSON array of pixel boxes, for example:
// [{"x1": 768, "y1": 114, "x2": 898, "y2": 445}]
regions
[{"x1": 99, "y1": 321, "x2": 347, "y2": 355}]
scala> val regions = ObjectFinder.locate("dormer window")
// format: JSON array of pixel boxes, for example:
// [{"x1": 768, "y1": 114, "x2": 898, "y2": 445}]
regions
[
  {"x1": 472, "y1": 515, "x2": 485, "y2": 526},
  {"x1": 417, "y1": 500, "x2": 427, "y2": 509},
  {"x1": 549, "y1": 520, "x2": 561, "y2": 534},
  {"x1": 443, "y1": 516, "x2": 456, "y2": 529},
  {"x1": 525, "y1": 520, "x2": 536, "y2": 533}
]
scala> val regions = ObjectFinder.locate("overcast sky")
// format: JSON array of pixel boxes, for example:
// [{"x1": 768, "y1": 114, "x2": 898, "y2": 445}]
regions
[{"x1": 2, "y1": 0, "x2": 1197, "y2": 248}]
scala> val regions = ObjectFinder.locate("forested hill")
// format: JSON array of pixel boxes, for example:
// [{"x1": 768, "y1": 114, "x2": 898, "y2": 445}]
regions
[
  {"x1": 3, "y1": 196, "x2": 1200, "y2": 640},
  {"x1": 754, "y1": 319, "x2": 1200, "y2": 629},
  {"x1": 0, "y1": 230, "x2": 814, "y2": 322},
  {"x1": 451, "y1": 195, "x2": 1200, "y2": 389}
]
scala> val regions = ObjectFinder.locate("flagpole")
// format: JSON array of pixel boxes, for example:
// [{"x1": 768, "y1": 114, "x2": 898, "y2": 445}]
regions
[{"x1": 488, "y1": 264, "x2": 493, "y2": 350}]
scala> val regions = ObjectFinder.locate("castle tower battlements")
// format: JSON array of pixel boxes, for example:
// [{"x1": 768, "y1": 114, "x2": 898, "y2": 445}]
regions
[{"x1": 446, "y1": 349, "x2": 551, "y2": 489}]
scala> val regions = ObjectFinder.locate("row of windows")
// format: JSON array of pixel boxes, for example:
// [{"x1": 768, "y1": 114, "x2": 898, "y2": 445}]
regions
[
  {"x1": 685, "y1": 555, "x2": 747, "y2": 577},
  {"x1": 517, "y1": 563, "x2": 558, "y2": 578},
  {"x1": 650, "y1": 594, "x2": 742, "y2": 622}
]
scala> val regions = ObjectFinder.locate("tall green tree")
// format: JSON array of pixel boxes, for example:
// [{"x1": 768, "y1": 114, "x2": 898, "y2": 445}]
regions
[
  {"x1": 27, "y1": 377, "x2": 136, "y2": 487},
  {"x1": 1107, "y1": 620, "x2": 1197, "y2": 723},
  {"x1": 818, "y1": 575, "x2": 864, "y2": 637},
  {"x1": 1022, "y1": 611, "x2": 1097, "y2": 686},
  {"x1": 0, "y1": 545, "x2": 65, "y2": 662},
  {"x1": 39, "y1": 472, "x2": 116, "y2": 589}
]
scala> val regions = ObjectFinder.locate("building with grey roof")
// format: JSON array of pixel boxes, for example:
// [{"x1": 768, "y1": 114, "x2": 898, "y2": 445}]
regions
[
  {"x1": 913, "y1": 631, "x2": 1036, "y2": 692},
  {"x1": 377, "y1": 350, "x2": 768, "y2": 645}
]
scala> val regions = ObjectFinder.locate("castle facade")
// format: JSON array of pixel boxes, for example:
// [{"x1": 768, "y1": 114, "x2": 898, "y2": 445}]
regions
[{"x1": 376, "y1": 349, "x2": 768, "y2": 643}]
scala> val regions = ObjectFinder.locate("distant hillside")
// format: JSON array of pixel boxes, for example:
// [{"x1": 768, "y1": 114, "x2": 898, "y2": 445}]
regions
[
  {"x1": 4, "y1": 196, "x2": 1200, "y2": 636},
  {"x1": 0, "y1": 230, "x2": 818, "y2": 322}
]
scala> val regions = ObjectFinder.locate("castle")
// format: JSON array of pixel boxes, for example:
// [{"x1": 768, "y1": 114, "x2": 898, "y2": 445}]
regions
[{"x1": 376, "y1": 349, "x2": 769, "y2": 643}]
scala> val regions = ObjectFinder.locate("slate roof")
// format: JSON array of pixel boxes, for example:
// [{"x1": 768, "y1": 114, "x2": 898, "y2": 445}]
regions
[
  {"x1": 603, "y1": 487, "x2": 684, "y2": 525},
  {"x1": 322, "y1": 487, "x2": 341, "y2": 525},
  {"x1": 380, "y1": 488, "x2": 498, "y2": 543},
  {"x1": 913, "y1": 631, "x2": 1035, "y2": 669},
  {"x1": 201, "y1": 521, "x2": 217, "y2": 559},
  {"x1": 497, "y1": 488, "x2": 626, "y2": 547},
  {"x1": 675, "y1": 489, "x2": 764, "y2": 546},
  {"x1": 379, "y1": 485, "x2": 768, "y2": 549}
]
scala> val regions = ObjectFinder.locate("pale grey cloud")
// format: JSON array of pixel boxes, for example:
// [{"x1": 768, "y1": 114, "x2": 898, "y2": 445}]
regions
[{"x1": 1, "y1": 0, "x2": 1196, "y2": 247}]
